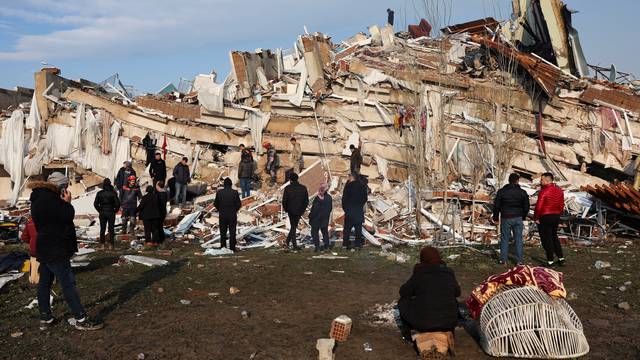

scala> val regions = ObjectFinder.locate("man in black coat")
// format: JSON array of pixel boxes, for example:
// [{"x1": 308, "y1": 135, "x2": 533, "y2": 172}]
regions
[
  {"x1": 398, "y1": 247, "x2": 460, "y2": 340},
  {"x1": 214, "y1": 178, "x2": 241, "y2": 251},
  {"x1": 172, "y1": 157, "x2": 190, "y2": 205},
  {"x1": 30, "y1": 172, "x2": 102, "y2": 331},
  {"x1": 493, "y1": 173, "x2": 530, "y2": 265},
  {"x1": 114, "y1": 161, "x2": 136, "y2": 193},
  {"x1": 93, "y1": 178, "x2": 120, "y2": 249},
  {"x1": 342, "y1": 173, "x2": 368, "y2": 250},
  {"x1": 137, "y1": 185, "x2": 162, "y2": 246},
  {"x1": 308, "y1": 182, "x2": 332, "y2": 251},
  {"x1": 282, "y1": 173, "x2": 309, "y2": 250},
  {"x1": 149, "y1": 152, "x2": 167, "y2": 184},
  {"x1": 155, "y1": 180, "x2": 169, "y2": 244}
]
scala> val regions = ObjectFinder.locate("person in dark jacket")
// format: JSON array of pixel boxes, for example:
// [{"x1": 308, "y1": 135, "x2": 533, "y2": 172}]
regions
[
  {"x1": 238, "y1": 150, "x2": 257, "y2": 198},
  {"x1": 398, "y1": 247, "x2": 460, "y2": 341},
  {"x1": 114, "y1": 161, "x2": 136, "y2": 193},
  {"x1": 349, "y1": 144, "x2": 363, "y2": 174},
  {"x1": 138, "y1": 186, "x2": 162, "y2": 246},
  {"x1": 29, "y1": 172, "x2": 102, "y2": 331},
  {"x1": 214, "y1": 178, "x2": 242, "y2": 251},
  {"x1": 172, "y1": 157, "x2": 190, "y2": 205},
  {"x1": 93, "y1": 178, "x2": 120, "y2": 249},
  {"x1": 282, "y1": 173, "x2": 309, "y2": 250},
  {"x1": 308, "y1": 182, "x2": 332, "y2": 251},
  {"x1": 155, "y1": 180, "x2": 169, "y2": 244},
  {"x1": 493, "y1": 173, "x2": 530, "y2": 265},
  {"x1": 534, "y1": 172, "x2": 565, "y2": 267},
  {"x1": 150, "y1": 152, "x2": 167, "y2": 183},
  {"x1": 342, "y1": 173, "x2": 368, "y2": 250},
  {"x1": 120, "y1": 176, "x2": 141, "y2": 235},
  {"x1": 142, "y1": 133, "x2": 156, "y2": 166}
]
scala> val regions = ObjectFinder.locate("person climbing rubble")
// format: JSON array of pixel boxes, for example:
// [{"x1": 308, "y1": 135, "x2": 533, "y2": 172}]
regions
[
  {"x1": 264, "y1": 142, "x2": 280, "y2": 186},
  {"x1": 238, "y1": 149, "x2": 257, "y2": 198},
  {"x1": 309, "y1": 182, "x2": 332, "y2": 251},
  {"x1": 214, "y1": 178, "x2": 241, "y2": 252},
  {"x1": 29, "y1": 172, "x2": 103, "y2": 331},
  {"x1": 142, "y1": 133, "x2": 156, "y2": 167},
  {"x1": 120, "y1": 176, "x2": 141, "y2": 235},
  {"x1": 172, "y1": 157, "x2": 191, "y2": 205},
  {"x1": 290, "y1": 137, "x2": 304, "y2": 174},
  {"x1": 282, "y1": 173, "x2": 309, "y2": 251},
  {"x1": 93, "y1": 178, "x2": 120, "y2": 250},
  {"x1": 534, "y1": 172, "x2": 565, "y2": 267},
  {"x1": 342, "y1": 173, "x2": 368, "y2": 250},
  {"x1": 150, "y1": 152, "x2": 167, "y2": 184}
]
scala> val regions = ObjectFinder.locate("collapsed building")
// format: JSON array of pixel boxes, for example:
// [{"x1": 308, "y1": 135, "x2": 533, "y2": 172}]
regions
[{"x1": 1, "y1": 0, "x2": 640, "y2": 247}]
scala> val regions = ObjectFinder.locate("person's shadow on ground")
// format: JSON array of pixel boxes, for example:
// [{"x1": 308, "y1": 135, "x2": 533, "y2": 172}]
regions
[{"x1": 87, "y1": 259, "x2": 186, "y2": 321}]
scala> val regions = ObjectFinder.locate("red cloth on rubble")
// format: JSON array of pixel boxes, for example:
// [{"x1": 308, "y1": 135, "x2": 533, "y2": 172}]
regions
[
  {"x1": 534, "y1": 183, "x2": 564, "y2": 220},
  {"x1": 465, "y1": 265, "x2": 566, "y2": 319}
]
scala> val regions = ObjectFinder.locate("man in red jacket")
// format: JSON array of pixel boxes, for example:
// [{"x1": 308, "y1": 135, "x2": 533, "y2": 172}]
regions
[
  {"x1": 21, "y1": 216, "x2": 39, "y2": 284},
  {"x1": 534, "y1": 172, "x2": 565, "y2": 267}
]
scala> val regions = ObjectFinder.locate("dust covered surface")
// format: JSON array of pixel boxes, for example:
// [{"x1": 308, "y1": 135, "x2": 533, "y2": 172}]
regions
[{"x1": 0, "y1": 242, "x2": 638, "y2": 359}]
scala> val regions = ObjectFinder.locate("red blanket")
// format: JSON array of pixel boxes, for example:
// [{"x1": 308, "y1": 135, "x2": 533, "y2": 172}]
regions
[{"x1": 466, "y1": 265, "x2": 566, "y2": 319}]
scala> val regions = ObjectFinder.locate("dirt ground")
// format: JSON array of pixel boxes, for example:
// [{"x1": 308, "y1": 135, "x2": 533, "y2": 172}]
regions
[{"x1": 0, "y1": 240, "x2": 638, "y2": 360}]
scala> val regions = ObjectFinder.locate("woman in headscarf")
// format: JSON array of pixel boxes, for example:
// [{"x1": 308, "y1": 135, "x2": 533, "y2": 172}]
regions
[
  {"x1": 398, "y1": 246, "x2": 461, "y2": 340},
  {"x1": 308, "y1": 182, "x2": 332, "y2": 251}
]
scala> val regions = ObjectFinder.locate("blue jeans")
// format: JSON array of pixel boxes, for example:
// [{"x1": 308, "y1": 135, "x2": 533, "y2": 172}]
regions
[
  {"x1": 174, "y1": 182, "x2": 187, "y2": 204},
  {"x1": 38, "y1": 259, "x2": 86, "y2": 321},
  {"x1": 239, "y1": 178, "x2": 251, "y2": 198},
  {"x1": 500, "y1": 217, "x2": 524, "y2": 263}
]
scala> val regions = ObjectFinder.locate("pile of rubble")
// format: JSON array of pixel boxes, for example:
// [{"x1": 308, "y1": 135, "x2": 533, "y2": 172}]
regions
[{"x1": 2, "y1": 0, "x2": 640, "y2": 249}]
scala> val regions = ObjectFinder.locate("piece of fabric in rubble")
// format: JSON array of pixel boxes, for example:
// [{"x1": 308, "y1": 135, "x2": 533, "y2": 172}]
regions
[
  {"x1": 47, "y1": 112, "x2": 129, "y2": 180},
  {"x1": 247, "y1": 110, "x2": 270, "y2": 155},
  {"x1": 25, "y1": 92, "x2": 41, "y2": 150},
  {"x1": 465, "y1": 265, "x2": 566, "y2": 319},
  {"x1": 194, "y1": 74, "x2": 225, "y2": 114},
  {"x1": 0, "y1": 110, "x2": 26, "y2": 204}
]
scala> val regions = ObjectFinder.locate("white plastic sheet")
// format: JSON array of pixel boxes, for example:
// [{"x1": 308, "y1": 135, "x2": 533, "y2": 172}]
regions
[
  {"x1": 194, "y1": 74, "x2": 225, "y2": 114},
  {"x1": 123, "y1": 255, "x2": 169, "y2": 267},
  {"x1": 0, "y1": 110, "x2": 25, "y2": 205},
  {"x1": 25, "y1": 92, "x2": 41, "y2": 149}
]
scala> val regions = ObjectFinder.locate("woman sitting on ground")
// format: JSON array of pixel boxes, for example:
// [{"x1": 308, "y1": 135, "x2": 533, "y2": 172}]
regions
[{"x1": 398, "y1": 246, "x2": 461, "y2": 341}]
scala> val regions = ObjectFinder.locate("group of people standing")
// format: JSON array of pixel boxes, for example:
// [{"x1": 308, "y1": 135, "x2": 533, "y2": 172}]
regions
[
  {"x1": 93, "y1": 151, "x2": 190, "y2": 248},
  {"x1": 493, "y1": 172, "x2": 566, "y2": 267}
]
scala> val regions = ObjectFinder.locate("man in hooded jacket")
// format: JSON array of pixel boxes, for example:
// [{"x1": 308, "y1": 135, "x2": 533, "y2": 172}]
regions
[
  {"x1": 30, "y1": 172, "x2": 103, "y2": 331},
  {"x1": 93, "y1": 178, "x2": 120, "y2": 249}
]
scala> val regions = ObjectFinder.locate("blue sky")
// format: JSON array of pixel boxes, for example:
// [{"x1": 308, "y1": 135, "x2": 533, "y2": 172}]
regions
[{"x1": 0, "y1": 0, "x2": 638, "y2": 93}]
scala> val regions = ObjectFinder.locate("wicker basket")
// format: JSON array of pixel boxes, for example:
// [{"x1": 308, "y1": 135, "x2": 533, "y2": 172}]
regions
[{"x1": 479, "y1": 286, "x2": 589, "y2": 359}]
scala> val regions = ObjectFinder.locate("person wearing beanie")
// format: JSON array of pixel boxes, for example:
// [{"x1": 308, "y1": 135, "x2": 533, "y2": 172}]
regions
[
  {"x1": 282, "y1": 172, "x2": 309, "y2": 251},
  {"x1": 398, "y1": 246, "x2": 460, "y2": 343},
  {"x1": 214, "y1": 178, "x2": 241, "y2": 251},
  {"x1": 29, "y1": 172, "x2": 103, "y2": 331},
  {"x1": 93, "y1": 178, "x2": 120, "y2": 249}
]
